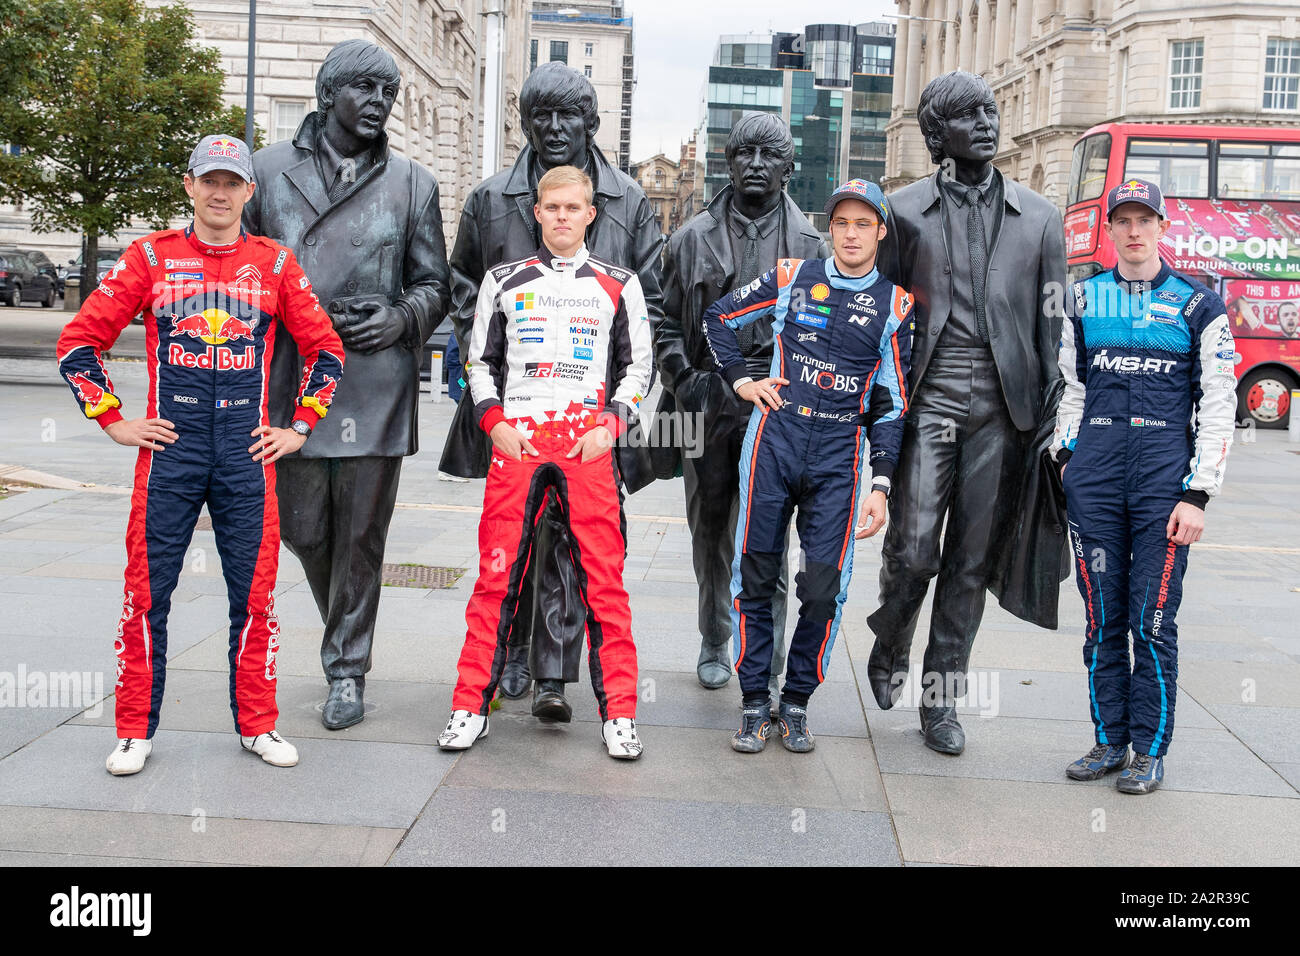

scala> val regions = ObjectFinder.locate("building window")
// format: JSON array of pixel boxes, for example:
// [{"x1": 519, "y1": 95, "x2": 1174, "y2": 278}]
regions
[
  {"x1": 530, "y1": 39, "x2": 538, "y2": 72},
  {"x1": 1263, "y1": 37, "x2": 1300, "y2": 111},
  {"x1": 272, "y1": 100, "x2": 307, "y2": 143},
  {"x1": 1168, "y1": 40, "x2": 1203, "y2": 111},
  {"x1": 550, "y1": 40, "x2": 568, "y2": 64},
  {"x1": 585, "y1": 42, "x2": 594, "y2": 57},
  {"x1": 584, "y1": 65, "x2": 592, "y2": 78}
]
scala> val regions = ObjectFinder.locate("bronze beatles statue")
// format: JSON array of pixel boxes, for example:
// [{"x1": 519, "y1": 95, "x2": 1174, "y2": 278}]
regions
[
  {"x1": 439, "y1": 62, "x2": 663, "y2": 716},
  {"x1": 243, "y1": 39, "x2": 451, "y2": 729},
  {"x1": 653, "y1": 113, "x2": 826, "y2": 695}
]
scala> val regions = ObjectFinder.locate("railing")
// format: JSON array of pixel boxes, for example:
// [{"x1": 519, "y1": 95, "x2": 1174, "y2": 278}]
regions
[{"x1": 531, "y1": 13, "x2": 631, "y2": 25}]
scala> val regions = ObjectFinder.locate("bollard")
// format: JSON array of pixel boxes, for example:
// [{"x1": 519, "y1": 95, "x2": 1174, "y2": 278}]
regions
[
  {"x1": 429, "y1": 349, "x2": 443, "y2": 403},
  {"x1": 1290, "y1": 390, "x2": 1299, "y2": 443}
]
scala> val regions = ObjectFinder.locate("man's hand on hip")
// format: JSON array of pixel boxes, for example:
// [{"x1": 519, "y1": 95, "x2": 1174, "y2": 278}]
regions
[
  {"x1": 736, "y1": 376, "x2": 788, "y2": 411},
  {"x1": 249, "y1": 425, "x2": 307, "y2": 464},
  {"x1": 1166, "y1": 501, "x2": 1205, "y2": 546},
  {"x1": 105, "y1": 417, "x2": 177, "y2": 451},
  {"x1": 566, "y1": 425, "x2": 614, "y2": 463},
  {"x1": 490, "y1": 421, "x2": 538, "y2": 461}
]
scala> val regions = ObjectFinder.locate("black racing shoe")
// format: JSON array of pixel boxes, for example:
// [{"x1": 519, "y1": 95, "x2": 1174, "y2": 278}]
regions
[
  {"x1": 778, "y1": 700, "x2": 815, "y2": 753},
  {"x1": 1117, "y1": 753, "x2": 1164, "y2": 794},
  {"x1": 731, "y1": 704, "x2": 772, "y2": 754},
  {"x1": 1065, "y1": 743, "x2": 1131, "y2": 781}
]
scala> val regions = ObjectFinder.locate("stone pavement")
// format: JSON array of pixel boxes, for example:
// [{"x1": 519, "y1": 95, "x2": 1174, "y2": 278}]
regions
[{"x1": 0, "y1": 357, "x2": 1297, "y2": 866}]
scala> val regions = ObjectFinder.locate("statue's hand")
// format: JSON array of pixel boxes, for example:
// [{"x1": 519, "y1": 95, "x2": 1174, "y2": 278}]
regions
[{"x1": 341, "y1": 298, "x2": 406, "y2": 354}]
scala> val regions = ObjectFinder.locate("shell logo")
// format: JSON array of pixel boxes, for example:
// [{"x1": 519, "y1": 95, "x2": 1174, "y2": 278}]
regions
[{"x1": 810, "y1": 283, "x2": 830, "y2": 301}]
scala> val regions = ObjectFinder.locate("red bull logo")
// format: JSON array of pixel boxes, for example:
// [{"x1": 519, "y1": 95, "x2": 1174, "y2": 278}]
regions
[
  {"x1": 207, "y1": 137, "x2": 241, "y2": 158},
  {"x1": 167, "y1": 343, "x2": 256, "y2": 370},
  {"x1": 67, "y1": 372, "x2": 104, "y2": 406},
  {"x1": 315, "y1": 374, "x2": 338, "y2": 406},
  {"x1": 170, "y1": 307, "x2": 257, "y2": 345}
]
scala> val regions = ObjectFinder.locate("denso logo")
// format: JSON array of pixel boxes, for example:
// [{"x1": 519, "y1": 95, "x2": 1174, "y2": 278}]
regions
[
  {"x1": 167, "y1": 344, "x2": 256, "y2": 370},
  {"x1": 799, "y1": 365, "x2": 860, "y2": 392},
  {"x1": 1091, "y1": 350, "x2": 1176, "y2": 374}
]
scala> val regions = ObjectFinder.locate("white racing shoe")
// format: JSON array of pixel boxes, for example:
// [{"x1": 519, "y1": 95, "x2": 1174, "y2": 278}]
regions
[
  {"x1": 240, "y1": 729, "x2": 299, "y2": 767},
  {"x1": 438, "y1": 710, "x2": 488, "y2": 750},
  {"x1": 602, "y1": 718, "x2": 643, "y2": 760},
  {"x1": 105, "y1": 737, "x2": 152, "y2": 776}
]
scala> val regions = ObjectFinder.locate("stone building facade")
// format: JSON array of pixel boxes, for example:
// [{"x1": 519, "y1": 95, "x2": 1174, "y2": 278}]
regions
[
  {"x1": 527, "y1": 1, "x2": 635, "y2": 171},
  {"x1": 629, "y1": 153, "x2": 679, "y2": 235},
  {"x1": 1, "y1": 0, "x2": 530, "y2": 261},
  {"x1": 884, "y1": 0, "x2": 1300, "y2": 206}
]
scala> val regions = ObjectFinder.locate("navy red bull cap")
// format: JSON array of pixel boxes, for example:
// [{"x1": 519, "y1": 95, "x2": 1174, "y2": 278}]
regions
[
  {"x1": 825, "y1": 178, "x2": 889, "y2": 223},
  {"x1": 189, "y1": 135, "x2": 254, "y2": 182},
  {"x1": 1106, "y1": 178, "x2": 1165, "y2": 220}
]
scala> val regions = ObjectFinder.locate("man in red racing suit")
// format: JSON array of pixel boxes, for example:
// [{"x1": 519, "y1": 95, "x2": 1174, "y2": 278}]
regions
[{"x1": 57, "y1": 134, "x2": 345, "y2": 775}]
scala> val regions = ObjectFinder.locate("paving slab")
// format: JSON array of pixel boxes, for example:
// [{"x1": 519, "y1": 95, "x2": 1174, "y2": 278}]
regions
[
  {"x1": 848, "y1": 663, "x2": 1223, "y2": 729},
  {"x1": 866, "y1": 711, "x2": 1295, "y2": 798},
  {"x1": 882, "y1": 773, "x2": 1300, "y2": 866},
  {"x1": 439, "y1": 718, "x2": 887, "y2": 812},
  {"x1": 389, "y1": 786, "x2": 900, "y2": 866},
  {"x1": 0, "y1": 724, "x2": 454, "y2": 829},
  {"x1": 1197, "y1": 704, "x2": 1300, "y2": 765},
  {"x1": 0, "y1": 805, "x2": 401, "y2": 866},
  {"x1": 1176, "y1": 659, "x2": 1300, "y2": 708}
]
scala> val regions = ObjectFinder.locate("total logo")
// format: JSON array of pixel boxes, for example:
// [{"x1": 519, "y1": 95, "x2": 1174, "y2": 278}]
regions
[
  {"x1": 799, "y1": 365, "x2": 860, "y2": 392},
  {"x1": 1091, "y1": 350, "x2": 1176, "y2": 374}
]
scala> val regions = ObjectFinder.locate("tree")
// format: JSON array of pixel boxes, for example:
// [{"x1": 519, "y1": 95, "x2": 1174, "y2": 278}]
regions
[{"x1": 0, "y1": 0, "x2": 259, "y2": 294}]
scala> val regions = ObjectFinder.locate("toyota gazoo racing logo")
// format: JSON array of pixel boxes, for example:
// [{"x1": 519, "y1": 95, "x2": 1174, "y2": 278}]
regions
[
  {"x1": 1090, "y1": 350, "x2": 1176, "y2": 374},
  {"x1": 523, "y1": 362, "x2": 554, "y2": 378},
  {"x1": 168, "y1": 308, "x2": 257, "y2": 370}
]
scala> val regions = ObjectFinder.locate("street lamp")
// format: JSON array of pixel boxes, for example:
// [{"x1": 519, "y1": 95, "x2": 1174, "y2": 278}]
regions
[{"x1": 246, "y1": 0, "x2": 256, "y2": 146}]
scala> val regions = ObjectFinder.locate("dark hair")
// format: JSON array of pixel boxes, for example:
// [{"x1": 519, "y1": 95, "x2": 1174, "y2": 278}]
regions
[
  {"x1": 725, "y1": 112, "x2": 795, "y2": 168},
  {"x1": 316, "y1": 39, "x2": 401, "y2": 111},
  {"x1": 520, "y1": 62, "x2": 600, "y2": 143},
  {"x1": 916, "y1": 70, "x2": 997, "y2": 165}
]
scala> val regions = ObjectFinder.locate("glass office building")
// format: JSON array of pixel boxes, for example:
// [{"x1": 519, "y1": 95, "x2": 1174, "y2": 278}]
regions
[{"x1": 702, "y1": 23, "x2": 895, "y2": 230}]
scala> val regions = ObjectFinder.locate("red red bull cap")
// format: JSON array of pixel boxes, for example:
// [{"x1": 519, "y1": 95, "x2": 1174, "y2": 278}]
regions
[{"x1": 189, "y1": 135, "x2": 254, "y2": 182}]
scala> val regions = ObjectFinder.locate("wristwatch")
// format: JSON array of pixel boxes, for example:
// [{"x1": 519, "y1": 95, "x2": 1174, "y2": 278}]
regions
[
  {"x1": 290, "y1": 419, "x2": 312, "y2": 437},
  {"x1": 871, "y1": 479, "x2": 891, "y2": 498}
]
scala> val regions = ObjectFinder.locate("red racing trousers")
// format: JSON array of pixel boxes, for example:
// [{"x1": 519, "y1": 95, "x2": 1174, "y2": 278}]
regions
[
  {"x1": 452, "y1": 428, "x2": 638, "y2": 720},
  {"x1": 115, "y1": 444, "x2": 281, "y2": 739}
]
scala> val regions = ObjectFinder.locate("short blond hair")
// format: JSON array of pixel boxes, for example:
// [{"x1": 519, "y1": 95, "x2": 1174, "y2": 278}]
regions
[{"x1": 537, "y1": 165, "x2": 594, "y2": 205}]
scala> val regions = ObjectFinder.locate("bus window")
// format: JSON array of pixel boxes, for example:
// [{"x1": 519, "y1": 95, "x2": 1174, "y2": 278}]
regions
[
  {"x1": 1068, "y1": 262, "x2": 1105, "y2": 284},
  {"x1": 1124, "y1": 139, "x2": 1209, "y2": 197},
  {"x1": 1068, "y1": 133, "x2": 1110, "y2": 206},
  {"x1": 1218, "y1": 142, "x2": 1300, "y2": 202}
]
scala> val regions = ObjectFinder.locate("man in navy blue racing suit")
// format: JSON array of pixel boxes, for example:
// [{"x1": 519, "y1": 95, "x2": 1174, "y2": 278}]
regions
[
  {"x1": 1053, "y1": 178, "x2": 1235, "y2": 794},
  {"x1": 703, "y1": 179, "x2": 913, "y2": 754}
]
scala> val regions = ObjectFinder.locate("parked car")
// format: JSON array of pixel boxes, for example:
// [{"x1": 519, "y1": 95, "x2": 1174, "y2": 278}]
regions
[{"x1": 0, "y1": 249, "x2": 58, "y2": 308}]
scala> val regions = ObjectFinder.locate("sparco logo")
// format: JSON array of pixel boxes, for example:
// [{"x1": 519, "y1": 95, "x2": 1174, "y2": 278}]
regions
[
  {"x1": 1091, "y1": 350, "x2": 1176, "y2": 374},
  {"x1": 1088, "y1": 417, "x2": 1112, "y2": 425}
]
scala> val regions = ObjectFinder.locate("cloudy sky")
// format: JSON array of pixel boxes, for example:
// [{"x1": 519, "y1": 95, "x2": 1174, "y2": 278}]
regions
[{"x1": 625, "y1": 0, "x2": 896, "y2": 161}]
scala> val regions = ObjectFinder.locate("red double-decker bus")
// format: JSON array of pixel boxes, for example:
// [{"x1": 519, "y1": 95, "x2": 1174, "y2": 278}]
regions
[{"x1": 1066, "y1": 122, "x2": 1300, "y2": 428}]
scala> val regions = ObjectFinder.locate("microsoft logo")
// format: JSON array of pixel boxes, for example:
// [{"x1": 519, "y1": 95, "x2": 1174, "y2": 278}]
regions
[{"x1": 514, "y1": 292, "x2": 534, "y2": 311}]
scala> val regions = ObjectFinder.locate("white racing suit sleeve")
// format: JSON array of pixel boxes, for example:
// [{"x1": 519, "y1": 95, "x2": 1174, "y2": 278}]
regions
[
  {"x1": 1053, "y1": 283, "x2": 1088, "y2": 462},
  {"x1": 1183, "y1": 310, "x2": 1236, "y2": 499}
]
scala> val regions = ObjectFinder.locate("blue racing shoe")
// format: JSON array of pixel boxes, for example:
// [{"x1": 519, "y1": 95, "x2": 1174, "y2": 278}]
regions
[
  {"x1": 731, "y1": 704, "x2": 772, "y2": 753},
  {"x1": 778, "y1": 700, "x2": 815, "y2": 753},
  {"x1": 1117, "y1": 753, "x2": 1164, "y2": 794},
  {"x1": 1065, "y1": 743, "x2": 1130, "y2": 781}
]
